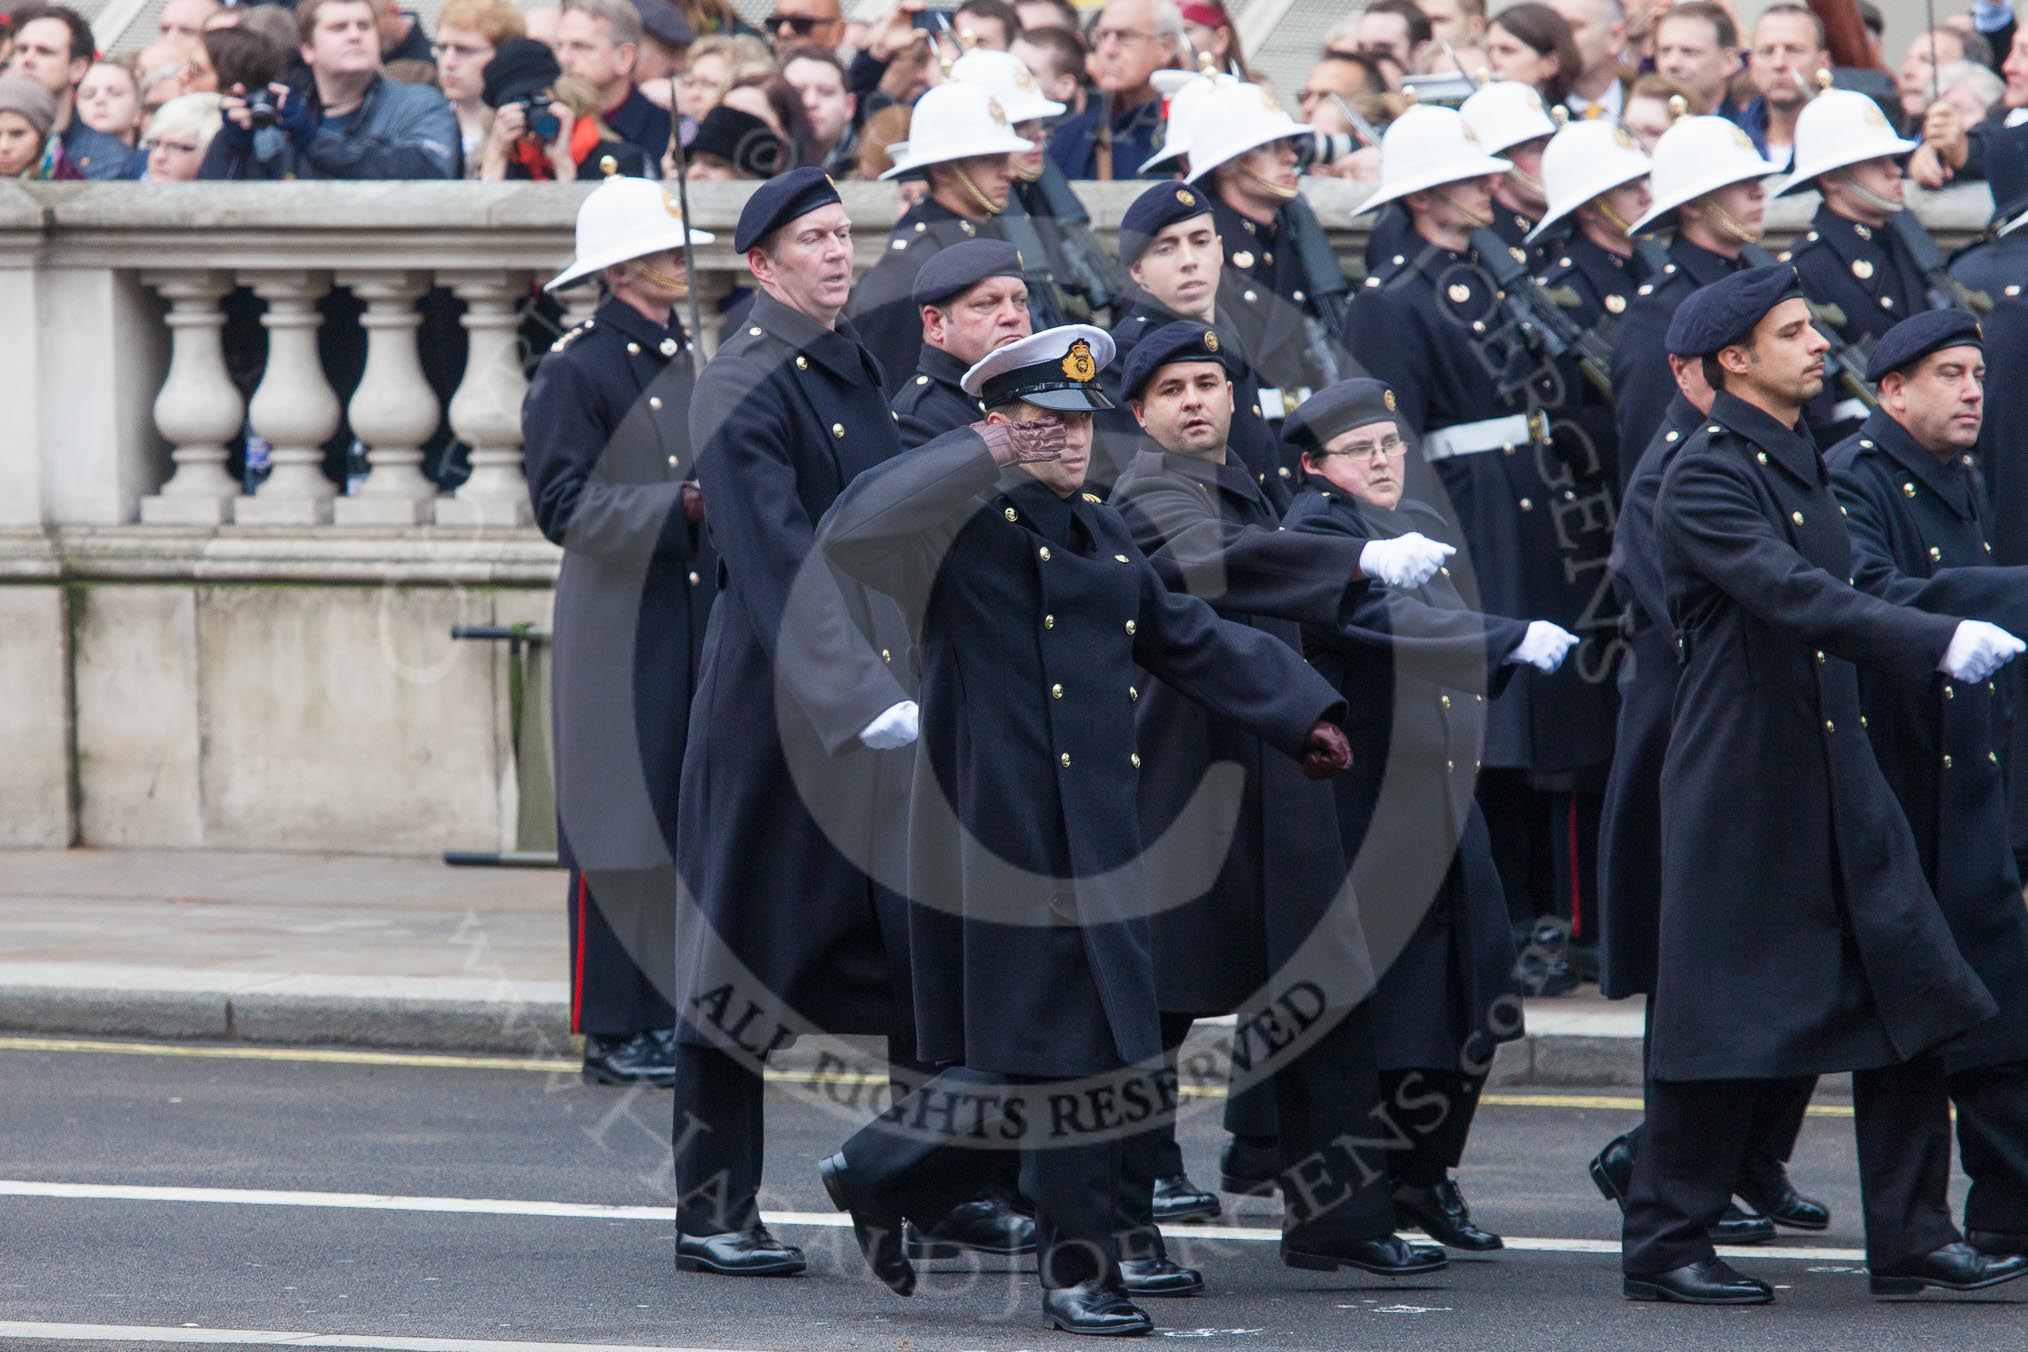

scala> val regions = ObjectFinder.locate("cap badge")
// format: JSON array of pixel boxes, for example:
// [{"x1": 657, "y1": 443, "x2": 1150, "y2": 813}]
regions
[
  {"x1": 1729, "y1": 126, "x2": 1753, "y2": 152},
  {"x1": 662, "y1": 190, "x2": 684, "y2": 219},
  {"x1": 1176, "y1": 188, "x2": 1196, "y2": 206},
  {"x1": 1258, "y1": 86, "x2": 1279, "y2": 113},
  {"x1": 1015, "y1": 66, "x2": 1036, "y2": 90},
  {"x1": 987, "y1": 97, "x2": 1009, "y2": 126},
  {"x1": 1061, "y1": 339, "x2": 1098, "y2": 382},
  {"x1": 1383, "y1": 388, "x2": 1397, "y2": 411},
  {"x1": 1613, "y1": 126, "x2": 1636, "y2": 150},
  {"x1": 1460, "y1": 122, "x2": 1481, "y2": 145},
  {"x1": 1862, "y1": 102, "x2": 1887, "y2": 129},
  {"x1": 1203, "y1": 330, "x2": 1220, "y2": 352}
]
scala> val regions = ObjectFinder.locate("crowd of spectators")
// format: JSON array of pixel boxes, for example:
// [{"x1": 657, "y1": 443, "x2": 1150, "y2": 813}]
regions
[{"x1": 0, "y1": 0, "x2": 2021, "y2": 200}]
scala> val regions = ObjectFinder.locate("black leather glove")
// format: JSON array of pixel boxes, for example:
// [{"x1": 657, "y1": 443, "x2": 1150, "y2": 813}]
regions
[
  {"x1": 974, "y1": 416, "x2": 1066, "y2": 467},
  {"x1": 1300, "y1": 720, "x2": 1353, "y2": 780}
]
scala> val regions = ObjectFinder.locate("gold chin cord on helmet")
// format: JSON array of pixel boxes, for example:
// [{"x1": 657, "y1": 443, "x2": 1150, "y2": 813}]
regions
[
  {"x1": 1693, "y1": 190, "x2": 1759, "y2": 245},
  {"x1": 1839, "y1": 167, "x2": 1906, "y2": 217},
  {"x1": 1506, "y1": 165, "x2": 1545, "y2": 199},
  {"x1": 632, "y1": 257, "x2": 690, "y2": 296},
  {"x1": 1589, "y1": 191, "x2": 1634, "y2": 235},
  {"x1": 1434, "y1": 187, "x2": 1492, "y2": 231},
  {"x1": 1237, "y1": 156, "x2": 1300, "y2": 200},
  {"x1": 952, "y1": 160, "x2": 1011, "y2": 214}
]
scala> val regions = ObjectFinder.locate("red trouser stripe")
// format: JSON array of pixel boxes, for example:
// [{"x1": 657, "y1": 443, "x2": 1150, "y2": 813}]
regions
[
  {"x1": 1566, "y1": 794, "x2": 1583, "y2": 940},
  {"x1": 571, "y1": 872, "x2": 587, "y2": 1035}
]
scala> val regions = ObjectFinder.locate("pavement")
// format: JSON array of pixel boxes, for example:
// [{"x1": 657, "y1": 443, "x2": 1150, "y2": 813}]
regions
[
  {"x1": 0, "y1": 849, "x2": 1653, "y2": 1086},
  {"x1": 0, "y1": 1035, "x2": 2009, "y2": 1352}
]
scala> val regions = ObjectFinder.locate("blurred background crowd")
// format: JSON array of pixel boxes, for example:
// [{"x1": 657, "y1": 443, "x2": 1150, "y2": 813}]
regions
[{"x1": 0, "y1": 0, "x2": 2020, "y2": 188}]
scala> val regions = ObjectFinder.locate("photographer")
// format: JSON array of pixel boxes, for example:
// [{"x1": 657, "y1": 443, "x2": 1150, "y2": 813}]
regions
[
  {"x1": 477, "y1": 37, "x2": 648, "y2": 181},
  {"x1": 199, "y1": 0, "x2": 459, "y2": 179}
]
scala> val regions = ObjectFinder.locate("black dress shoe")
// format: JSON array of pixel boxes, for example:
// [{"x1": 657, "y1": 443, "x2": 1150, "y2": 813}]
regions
[
  {"x1": 674, "y1": 1226, "x2": 806, "y2": 1276},
  {"x1": 1220, "y1": 1136, "x2": 1280, "y2": 1197},
  {"x1": 1283, "y1": 1234, "x2": 1449, "y2": 1276},
  {"x1": 1623, "y1": 1257, "x2": 1774, "y2": 1304},
  {"x1": 1870, "y1": 1242, "x2": 2028, "y2": 1297},
  {"x1": 817, "y1": 1152, "x2": 914, "y2": 1296},
  {"x1": 1120, "y1": 1256, "x2": 1204, "y2": 1296},
  {"x1": 1969, "y1": 1229, "x2": 2028, "y2": 1257},
  {"x1": 1736, "y1": 1156, "x2": 1831, "y2": 1231},
  {"x1": 903, "y1": 1195, "x2": 1038, "y2": 1258},
  {"x1": 1588, "y1": 1132, "x2": 1634, "y2": 1209},
  {"x1": 1517, "y1": 951, "x2": 1580, "y2": 997},
  {"x1": 1152, "y1": 1173, "x2": 1221, "y2": 1223},
  {"x1": 1711, "y1": 1203, "x2": 1776, "y2": 1245},
  {"x1": 1394, "y1": 1178, "x2": 1504, "y2": 1252},
  {"x1": 581, "y1": 1032, "x2": 676, "y2": 1088},
  {"x1": 1043, "y1": 1281, "x2": 1153, "y2": 1336}
]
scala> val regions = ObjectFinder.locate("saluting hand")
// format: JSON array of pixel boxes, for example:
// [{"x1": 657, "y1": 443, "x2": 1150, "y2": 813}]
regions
[
  {"x1": 975, "y1": 416, "x2": 1066, "y2": 467},
  {"x1": 1299, "y1": 720, "x2": 1353, "y2": 780}
]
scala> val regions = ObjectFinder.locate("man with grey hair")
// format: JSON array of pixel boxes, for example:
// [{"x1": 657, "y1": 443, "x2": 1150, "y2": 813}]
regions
[
  {"x1": 1045, "y1": 0, "x2": 1179, "y2": 178},
  {"x1": 1551, "y1": 0, "x2": 1631, "y2": 121},
  {"x1": 554, "y1": 0, "x2": 671, "y2": 164}
]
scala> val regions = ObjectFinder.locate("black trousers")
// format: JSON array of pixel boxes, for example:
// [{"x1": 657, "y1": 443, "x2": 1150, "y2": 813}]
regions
[
  {"x1": 1127, "y1": 1004, "x2": 1394, "y2": 1253},
  {"x1": 1952, "y1": 1062, "x2": 2028, "y2": 1236},
  {"x1": 1620, "y1": 995, "x2": 1812, "y2": 1175},
  {"x1": 1481, "y1": 774, "x2": 1604, "y2": 944},
  {"x1": 1380, "y1": 1068, "x2": 1485, "y2": 1187},
  {"x1": 1625, "y1": 1060, "x2": 1957, "y2": 1274},
  {"x1": 568, "y1": 867, "x2": 676, "y2": 1038},
  {"x1": 671, "y1": 1036, "x2": 928, "y2": 1237},
  {"x1": 839, "y1": 1065, "x2": 1131, "y2": 1290}
]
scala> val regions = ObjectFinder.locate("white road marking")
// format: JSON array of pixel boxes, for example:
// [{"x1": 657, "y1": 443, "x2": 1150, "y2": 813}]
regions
[
  {"x1": 0, "y1": 1323, "x2": 770, "y2": 1352},
  {"x1": 0, "y1": 1178, "x2": 1868, "y2": 1262}
]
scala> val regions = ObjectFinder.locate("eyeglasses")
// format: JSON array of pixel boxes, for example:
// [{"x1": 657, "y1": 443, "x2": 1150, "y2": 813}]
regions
[
  {"x1": 765, "y1": 12, "x2": 830, "y2": 33},
  {"x1": 432, "y1": 41, "x2": 492, "y2": 59},
  {"x1": 1321, "y1": 437, "x2": 1408, "y2": 464}
]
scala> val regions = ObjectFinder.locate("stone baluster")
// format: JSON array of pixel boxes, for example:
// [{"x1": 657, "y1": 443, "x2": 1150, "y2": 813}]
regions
[
  {"x1": 688, "y1": 269, "x2": 731, "y2": 360},
  {"x1": 236, "y1": 271, "x2": 342, "y2": 525},
  {"x1": 139, "y1": 270, "x2": 244, "y2": 525},
  {"x1": 333, "y1": 270, "x2": 439, "y2": 525},
  {"x1": 438, "y1": 270, "x2": 534, "y2": 528}
]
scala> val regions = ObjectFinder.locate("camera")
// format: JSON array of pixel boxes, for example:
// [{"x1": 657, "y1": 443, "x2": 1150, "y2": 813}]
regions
[
  {"x1": 243, "y1": 87, "x2": 280, "y2": 130},
  {"x1": 514, "y1": 95, "x2": 561, "y2": 142}
]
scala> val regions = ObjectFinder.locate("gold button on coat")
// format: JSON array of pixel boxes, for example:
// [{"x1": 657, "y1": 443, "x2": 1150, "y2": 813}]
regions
[
  {"x1": 1130, "y1": 753, "x2": 1141, "y2": 768},
  {"x1": 1038, "y1": 546, "x2": 1051, "y2": 561},
  {"x1": 1124, "y1": 620, "x2": 1137, "y2": 635},
  {"x1": 648, "y1": 396, "x2": 662, "y2": 410},
  {"x1": 1059, "y1": 752, "x2": 1071, "y2": 768},
  {"x1": 1043, "y1": 614, "x2": 1055, "y2": 628},
  {"x1": 831, "y1": 423, "x2": 845, "y2": 438},
  {"x1": 1050, "y1": 683, "x2": 1063, "y2": 698}
]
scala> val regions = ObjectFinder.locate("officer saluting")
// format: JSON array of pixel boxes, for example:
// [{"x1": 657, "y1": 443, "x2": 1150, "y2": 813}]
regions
[
  {"x1": 1626, "y1": 264, "x2": 2023, "y2": 1305},
  {"x1": 522, "y1": 173, "x2": 717, "y2": 1089},
  {"x1": 815, "y1": 326, "x2": 1356, "y2": 1338},
  {"x1": 672, "y1": 168, "x2": 931, "y2": 1278},
  {"x1": 892, "y1": 238, "x2": 1033, "y2": 448},
  {"x1": 851, "y1": 81, "x2": 1043, "y2": 393},
  {"x1": 1779, "y1": 89, "x2": 1930, "y2": 347},
  {"x1": 1610, "y1": 113, "x2": 1786, "y2": 458},
  {"x1": 1282, "y1": 379, "x2": 1576, "y2": 1253},
  {"x1": 1099, "y1": 181, "x2": 1287, "y2": 498},
  {"x1": 1828, "y1": 311, "x2": 2028, "y2": 1261}
]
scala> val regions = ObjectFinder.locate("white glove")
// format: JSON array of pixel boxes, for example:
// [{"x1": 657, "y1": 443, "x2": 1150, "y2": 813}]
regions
[
  {"x1": 1359, "y1": 532, "x2": 1456, "y2": 589},
  {"x1": 1509, "y1": 620, "x2": 1580, "y2": 673},
  {"x1": 859, "y1": 700, "x2": 919, "y2": 750},
  {"x1": 1939, "y1": 620, "x2": 2027, "y2": 684}
]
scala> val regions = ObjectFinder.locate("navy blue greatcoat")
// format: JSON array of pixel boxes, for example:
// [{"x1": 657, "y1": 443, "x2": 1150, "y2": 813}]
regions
[
  {"x1": 1107, "y1": 448, "x2": 1373, "y2": 1017},
  {"x1": 523, "y1": 295, "x2": 717, "y2": 867},
  {"x1": 818, "y1": 430, "x2": 1343, "y2": 1077},
  {"x1": 675, "y1": 289, "x2": 917, "y2": 1049},
  {"x1": 1828, "y1": 410, "x2": 2028, "y2": 1074},
  {"x1": 1283, "y1": 484, "x2": 1530, "y2": 1072},
  {"x1": 1649, "y1": 390, "x2": 1993, "y2": 1082}
]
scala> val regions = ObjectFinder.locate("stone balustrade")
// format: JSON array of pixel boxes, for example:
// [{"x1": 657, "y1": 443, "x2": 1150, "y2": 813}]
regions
[{"x1": 0, "y1": 177, "x2": 1999, "y2": 855}]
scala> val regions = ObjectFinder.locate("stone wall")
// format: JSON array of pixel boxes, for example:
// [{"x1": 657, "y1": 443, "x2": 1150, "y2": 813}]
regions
[{"x1": 0, "y1": 179, "x2": 1998, "y2": 854}]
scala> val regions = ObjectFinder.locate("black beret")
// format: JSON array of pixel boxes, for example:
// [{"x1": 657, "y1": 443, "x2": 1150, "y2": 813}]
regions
[
  {"x1": 1118, "y1": 180, "x2": 1214, "y2": 265},
  {"x1": 911, "y1": 238, "x2": 1026, "y2": 307},
  {"x1": 633, "y1": 0, "x2": 696, "y2": 47},
  {"x1": 690, "y1": 106, "x2": 785, "y2": 179},
  {"x1": 1988, "y1": 122, "x2": 2028, "y2": 228},
  {"x1": 1119, "y1": 320, "x2": 1231, "y2": 400},
  {"x1": 1663, "y1": 263, "x2": 1803, "y2": 358},
  {"x1": 1865, "y1": 309, "x2": 1984, "y2": 382},
  {"x1": 1283, "y1": 378, "x2": 1403, "y2": 455},
  {"x1": 481, "y1": 37, "x2": 561, "y2": 109},
  {"x1": 732, "y1": 166, "x2": 842, "y2": 254}
]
